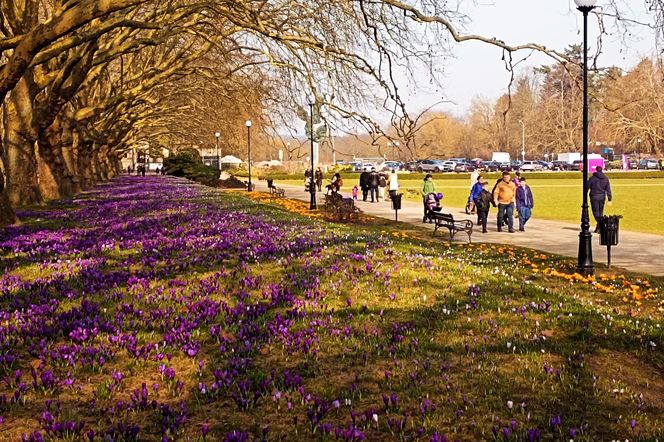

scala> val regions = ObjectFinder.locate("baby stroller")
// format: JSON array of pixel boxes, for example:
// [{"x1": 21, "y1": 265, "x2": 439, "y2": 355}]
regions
[{"x1": 423, "y1": 192, "x2": 443, "y2": 223}]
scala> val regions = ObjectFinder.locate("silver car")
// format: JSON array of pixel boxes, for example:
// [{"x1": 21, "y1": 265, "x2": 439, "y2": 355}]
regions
[{"x1": 416, "y1": 160, "x2": 446, "y2": 173}]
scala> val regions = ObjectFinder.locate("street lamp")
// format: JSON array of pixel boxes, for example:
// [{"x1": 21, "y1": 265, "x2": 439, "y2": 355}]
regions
[
  {"x1": 245, "y1": 120, "x2": 252, "y2": 192},
  {"x1": 518, "y1": 120, "x2": 525, "y2": 162},
  {"x1": 395, "y1": 141, "x2": 400, "y2": 161},
  {"x1": 214, "y1": 132, "x2": 221, "y2": 170},
  {"x1": 307, "y1": 96, "x2": 317, "y2": 210},
  {"x1": 575, "y1": 0, "x2": 597, "y2": 275}
]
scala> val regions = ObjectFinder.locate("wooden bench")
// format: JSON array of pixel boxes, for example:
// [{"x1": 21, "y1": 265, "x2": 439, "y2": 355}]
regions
[
  {"x1": 323, "y1": 194, "x2": 360, "y2": 221},
  {"x1": 266, "y1": 179, "x2": 285, "y2": 197},
  {"x1": 431, "y1": 212, "x2": 473, "y2": 243}
]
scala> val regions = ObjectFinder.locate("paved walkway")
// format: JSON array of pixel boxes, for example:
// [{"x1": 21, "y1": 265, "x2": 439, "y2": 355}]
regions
[{"x1": 255, "y1": 181, "x2": 664, "y2": 276}]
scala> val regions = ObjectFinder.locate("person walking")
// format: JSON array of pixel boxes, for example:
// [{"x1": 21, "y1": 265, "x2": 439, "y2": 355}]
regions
[
  {"x1": 387, "y1": 169, "x2": 399, "y2": 200},
  {"x1": 420, "y1": 173, "x2": 436, "y2": 198},
  {"x1": 515, "y1": 176, "x2": 534, "y2": 231},
  {"x1": 359, "y1": 168, "x2": 370, "y2": 201},
  {"x1": 368, "y1": 167, "x2": 380, "y2": 202},
  {"x1": 378, "y1": 172, "x2": 387, "y2": 201},
  {"x1": 493, "y1": 171, "x2": 516, "y2": 232},
  {"x1": 474, "y1": 180, "x2": 492, "y2": 233},
  {"x1": 587, "y1": 166, "x2": 612, "y2": 232},
  {"x1": 315, "y1": 167, "x2": 323, "y2": 192},
  {"x1": 468, "y1": 175, "x2": 484, "y2": 214},
  {"x1": 469, "y1": 169, "x2": 480, "y2": 190}
]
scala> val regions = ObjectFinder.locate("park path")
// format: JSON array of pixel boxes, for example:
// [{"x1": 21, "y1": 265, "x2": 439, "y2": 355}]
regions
[{"x1": 254, "y1": 181, "x2": 664, "y2": 276}]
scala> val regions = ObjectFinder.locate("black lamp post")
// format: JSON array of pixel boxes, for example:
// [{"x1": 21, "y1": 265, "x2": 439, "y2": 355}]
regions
[
  {"x1": 245, "y1": 120, "x2": 252, "y2": 192},
  {"x1": 307, "y1": 98, "x2": 317, "y2": 210},
  {"x1": 575, "y1": 0, "x2": 597, "y2": 275},
  {"x1": 215, "y1": 132, "x2": 221, "y2": 170}
]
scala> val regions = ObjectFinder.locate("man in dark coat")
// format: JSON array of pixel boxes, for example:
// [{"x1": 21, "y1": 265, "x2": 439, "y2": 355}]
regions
[
  {"x1": 359, "y1": 168, "x2": 370, "y2": 201},
  {"x1": 368, "y1": 167, "x2": 380, "y2": 202},
  {"x1": 587, "y1": 166, "x2": 612, "y2": 232}
]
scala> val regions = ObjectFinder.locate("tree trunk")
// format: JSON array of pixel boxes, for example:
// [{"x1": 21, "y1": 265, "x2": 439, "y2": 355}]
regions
[
  {"x1": 37, "y1": 117, "x2": 77, "y2": 199},
  {"x1": 0, "y1": 167, "x2": 17, "y2": 225},
  {"x1": 2, "y1": 77, "x2": 41, "y2": 206}
]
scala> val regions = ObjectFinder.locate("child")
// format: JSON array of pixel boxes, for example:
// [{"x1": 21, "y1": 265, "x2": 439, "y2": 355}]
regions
[
  {"x1": 474, "y1": 180, "x2": 492, "y2": 233},
  {"x1": 352, "y1": 185, "x2": 359, "y2": 200}
]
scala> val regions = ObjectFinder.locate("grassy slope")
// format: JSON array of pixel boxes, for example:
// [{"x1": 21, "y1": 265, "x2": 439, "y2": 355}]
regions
[{"x1": 1, "y1": 180, "x2": 663, "y2": 441}]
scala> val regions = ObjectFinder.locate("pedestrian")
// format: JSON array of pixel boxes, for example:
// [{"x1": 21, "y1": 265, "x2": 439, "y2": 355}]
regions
[
  {"x1": 352, "y1": 185, "x2": 359, "y2": 200},
  {"x1": 468, "y1": 175, "x2": 484, "y2": 214},
  {"x1": 492, "y1": 171, "x2": 516, "y2": 232},
  {"x1": 378, "y1": 171, "x2": 387, "y2": 201},
  {"x1": 368, "y1": 167, "x2": 379, "y2": 202},
  {"x1": 387, "y1": 169, "x2": 399, "y2": 200},
  {"x1": 513, "y1": 171, "x2": 521, "y2": 186},
  {"x1": 515, "y1": 176, "x2": 534, "y2": 231},
  {"x1": 315, "y1": 167, "x2": 323, "y2": 192},
  {"x1": 469, "y1": 169, "x2": 479, "y2": 189},
  {"x1": 359, "y1": 168, "x2": 370, "y2": 201},
  {"x1": 420, "y1": 173, "x2": 437, "y2": 198},
  {"x1": 474, "y1": 180, "x2": 492, "y2": 233},
  {"x1": 587, "y1": 166, "x2": 612, "y2": 232}
]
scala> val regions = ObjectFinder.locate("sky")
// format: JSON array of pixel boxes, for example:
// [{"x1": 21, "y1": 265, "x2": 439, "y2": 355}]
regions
[{"x1": 407, "y1": 0, "x2": 658, "y2": 116}]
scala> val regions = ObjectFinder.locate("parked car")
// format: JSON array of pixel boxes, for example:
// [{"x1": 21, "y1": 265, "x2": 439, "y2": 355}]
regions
[
  {"x1": 637, "y1": 158, "x2": 659, "y2": 170},
  {"x1": 519, "y1": 161, "x2": 544, "y2": 171},
  {"x1": 382, "y1": 161, "x2": 401, "y2": 171},
  {"x1": 510, "y1": 160, "x2": 523, "y2": 171},
  {"x1": 441, "y1": 160, "x2": 456, "y2": 172},
  {"x1": 571, "y1": 160, "x2": 583, "y2": 171},
  {"x1": 537, "y1": 160, "x2": 553, "y2": 170},
  {"x1": 551, "y1": 160, "x2": 571, "y2": 171},
  {"x1": 417, "y1": 159, "x2": 446, "y2": 173},
  {"x1": 454, "y1": 161, "x2": 476, "y2": 172},
  {"x1": 401, "y1": 161, "x2": 420, "y2": 171},
  {"x1": 498, "y1": 162, "x2": 511, "y2": 171},
  {"x1": 480, "y1": 161, "x2": 499, "y2": 172}
]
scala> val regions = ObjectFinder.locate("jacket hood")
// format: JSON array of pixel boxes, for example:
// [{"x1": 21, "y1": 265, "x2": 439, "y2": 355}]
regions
[{"x1": 592, "y1": 171, "x2": 606, "y2": 179}]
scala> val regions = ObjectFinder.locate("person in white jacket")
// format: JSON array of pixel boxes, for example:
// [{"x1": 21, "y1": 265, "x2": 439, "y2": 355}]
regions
[{"x1": 387, "y1": 169, "x2": 399, "y2": 200}]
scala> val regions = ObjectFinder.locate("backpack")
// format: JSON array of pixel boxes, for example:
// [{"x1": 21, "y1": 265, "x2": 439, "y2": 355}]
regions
[{"x1": 475, "y1": 190, "x2": 491, "y2": 211}]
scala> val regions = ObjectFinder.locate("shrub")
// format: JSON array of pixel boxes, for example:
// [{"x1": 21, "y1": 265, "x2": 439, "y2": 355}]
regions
[{"x1": 163, "y1": 150, "x2": 219, "y2": 186}]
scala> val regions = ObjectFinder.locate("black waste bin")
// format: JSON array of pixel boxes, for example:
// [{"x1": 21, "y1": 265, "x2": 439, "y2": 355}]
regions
[
  {"x1": 599, "y1": 214, "x2": 622, "y2": 267},
  {"x1": 599, "y1": 215, "x2": 621, "y2": 246},
  {"x1": 391, "y1": 193, "x2": 402, "y2": 211}
]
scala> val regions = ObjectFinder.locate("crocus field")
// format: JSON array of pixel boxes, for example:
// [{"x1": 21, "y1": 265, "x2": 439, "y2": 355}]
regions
[{"x1": 1, "y1": 176, "x2": 663, "y2": 442}]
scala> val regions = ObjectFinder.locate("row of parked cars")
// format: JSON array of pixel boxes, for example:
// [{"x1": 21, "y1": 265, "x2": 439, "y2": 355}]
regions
[
  {"x1": 398, "y1": 159, "x2": 557, "y2": 173},
  {"x1": 350, "y1": 158, "x2": 663, "y2": 173}
]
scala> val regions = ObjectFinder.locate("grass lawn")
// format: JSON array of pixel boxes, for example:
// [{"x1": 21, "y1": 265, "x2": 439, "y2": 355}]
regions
[
  {"x1": 280, "y1": 176, "x2": 664, "y2": 235},
  {"x1": 1, "y1": 176, "x2": 662, "y2": 441}
]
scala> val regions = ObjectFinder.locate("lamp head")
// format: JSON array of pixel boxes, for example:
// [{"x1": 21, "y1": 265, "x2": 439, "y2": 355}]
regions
[
  {"x1": 245, "y1": 120, "x2": 252, "y2": 127},
  {"x1": 574, "y1": 0, "x2": 597, "y2": 11},
  {"x1": 215, "y1": 132, "x2": 220, "y2": 138}
]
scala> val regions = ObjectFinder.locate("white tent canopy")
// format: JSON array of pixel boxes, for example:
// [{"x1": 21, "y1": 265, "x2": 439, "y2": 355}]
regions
[{"x1": 219, "y1": 155, "x2": 243, "y2": 164}]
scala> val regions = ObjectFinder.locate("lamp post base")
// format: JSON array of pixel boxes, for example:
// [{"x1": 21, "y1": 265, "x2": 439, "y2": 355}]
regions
[
  {"x1": 577, "y1": 230, "x2": 594, "y2": 275},
  {"x1": 309, "y1": 191, "x2": 317, "y2": 210}
]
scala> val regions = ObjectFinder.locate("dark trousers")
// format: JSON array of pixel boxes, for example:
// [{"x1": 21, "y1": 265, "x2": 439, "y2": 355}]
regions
[
  {"x1": 369, "y1": 187, "x2": 378, "y2": 202},
  {"x1": 477, "y1": 210, "x2": 488, "y2": 231},
  {"x1": 590, "y1": 198, "x2": 605, "y2": 225},
  {"x1": 497, "y1": 203, "x2": 514, "y2": 230},
  {"x1": 362, "y1": 187, "x2": 368, "y2": 201},
  {"x1": 389, "y1": 190, "x2": 397, "y2": 200}
]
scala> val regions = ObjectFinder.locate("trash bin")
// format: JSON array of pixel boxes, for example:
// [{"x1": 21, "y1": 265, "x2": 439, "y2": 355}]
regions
[
  {"x1": 391, "y1": 193, "x2": 402, "y2": 211},
  {"x1": 599, "y1": 214, "x2": 622, "y2": 267},
  {"x1": 599, "y1": 215, "x2": 621, "y2": 246}
]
